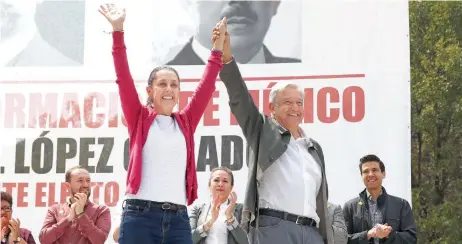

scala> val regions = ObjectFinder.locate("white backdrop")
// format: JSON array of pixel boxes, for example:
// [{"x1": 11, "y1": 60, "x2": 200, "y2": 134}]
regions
[{"x1": 0, "y1": 0, "x2": 410, "y2": 243}]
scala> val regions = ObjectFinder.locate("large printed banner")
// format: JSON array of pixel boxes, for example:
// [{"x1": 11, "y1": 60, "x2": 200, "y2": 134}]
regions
[{"x1": 0, "y1": 0, "x2": 411, "y2": 243}]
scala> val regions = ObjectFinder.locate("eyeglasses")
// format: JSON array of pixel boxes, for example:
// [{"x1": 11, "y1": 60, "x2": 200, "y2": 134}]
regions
[{"x1": 1, "y1": 206, "x2": 12, "y2": 212}]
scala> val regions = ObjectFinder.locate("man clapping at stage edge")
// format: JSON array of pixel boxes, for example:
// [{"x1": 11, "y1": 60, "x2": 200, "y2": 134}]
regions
[{"x1": 39, "y1": 166, "x2": 111, "y2": 244}]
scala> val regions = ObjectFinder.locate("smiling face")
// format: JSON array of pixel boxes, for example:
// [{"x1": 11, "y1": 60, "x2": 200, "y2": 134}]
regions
[
  {"x1": 146, "y1": 68, "x2": 180, "y2": 115},
  {"x1": 269, "y1": 86, "x2": 304, "y2": 130},
  {"x1": 66, "y1": 168, "x2": 91, "y2": 199},
  {"x1": 361, "y1": 161, "x2": 386, "y2": 191}
]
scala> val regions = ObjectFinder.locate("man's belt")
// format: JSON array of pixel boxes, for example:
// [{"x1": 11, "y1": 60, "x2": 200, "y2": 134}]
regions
[{"x1": 259, "y1": 208, "x2": 317, "y2": 227}]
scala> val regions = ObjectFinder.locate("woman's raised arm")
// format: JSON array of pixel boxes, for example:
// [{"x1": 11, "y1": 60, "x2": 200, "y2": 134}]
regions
[
  {"x1": 182, "y1": 18, "x2": 227, "y2": 130},
  {"x1": 99, "y1": 4, "x2": 144, "y2": 133}
]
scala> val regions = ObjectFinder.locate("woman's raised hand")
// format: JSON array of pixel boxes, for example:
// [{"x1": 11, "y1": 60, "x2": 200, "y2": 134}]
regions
[{"x1": 98, "y1": 4, "x2": 126, "y2": 32}]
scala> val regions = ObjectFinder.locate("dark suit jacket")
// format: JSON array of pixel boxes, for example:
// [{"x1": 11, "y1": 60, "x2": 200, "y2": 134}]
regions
[
  {"x1": 165, "y1": 37, "x2": 300, "y2": 65},
  {"x1": 219, "y1": 59, "x2": 334, "y2": 244},
  {"x1": 343, "y1": 188, "x2": 417, "y2": 244},
  {"x1": 189, "y1": 202, "x2": 249, "y2": 244}
]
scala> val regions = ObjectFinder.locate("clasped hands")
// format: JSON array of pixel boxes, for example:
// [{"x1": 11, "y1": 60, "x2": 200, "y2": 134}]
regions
[
  {"x1": 67, "y1": 193, "x2": 88, "y2": 221},
  {"x1": 368, "y1": 223, "x2": 393, "y2": 239},
  {"x1": 211, "y1": 190, "x2": 237, "y2": 221},
  {"x1": 205, "y1": 190, "x2": 237, "y2": 231},
  {"x1": 1, "y1": 218, "x2": 21, "y2": 241},
  {"x1": 212, "y1": 18, "x2": 233, "y2": 64}
]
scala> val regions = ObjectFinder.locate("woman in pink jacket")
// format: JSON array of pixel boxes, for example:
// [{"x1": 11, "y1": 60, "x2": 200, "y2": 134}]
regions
[{"x1": 99, "y1": 4, "x2": 228, "y2": 244}]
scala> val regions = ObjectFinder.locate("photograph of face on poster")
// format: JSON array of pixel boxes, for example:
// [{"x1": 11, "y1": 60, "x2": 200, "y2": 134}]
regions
[
  {"x1": 0, "y1": 0, "x2": 85, "y2": 67},
  {"x1": 0, "y1": 0, "x2": 301, "y2": 72},
  {"x1": 160, "y1": 0, "x2": 302, "y2": 65},
  {"x1": 83, "y1": 0, "x2": 301, "y2": 69}
]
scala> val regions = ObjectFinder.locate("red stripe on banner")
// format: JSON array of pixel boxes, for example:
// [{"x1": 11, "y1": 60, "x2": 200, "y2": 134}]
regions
[
  {"x1": 183, "y1": 73, "x2": 366, "y2": 82},
  {"x1": 0, "y1": 74, "x2": 365, "y2": 84}
]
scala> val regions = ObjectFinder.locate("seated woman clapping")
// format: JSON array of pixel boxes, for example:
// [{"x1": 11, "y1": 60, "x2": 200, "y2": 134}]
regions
[{"x1": 189, "y1": 167, "x2": 249, "y2": 244}]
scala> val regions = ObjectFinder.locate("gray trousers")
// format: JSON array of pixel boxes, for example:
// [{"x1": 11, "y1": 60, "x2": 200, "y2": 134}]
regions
[{"x1": 249, "y1": 215, "x2": 324, "y2": 244}]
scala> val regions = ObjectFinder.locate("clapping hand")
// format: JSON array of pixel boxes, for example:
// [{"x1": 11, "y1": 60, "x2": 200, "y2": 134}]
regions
[
  {"x1": 74, "y1": 193, "x2": 88, "y2": 215},
  {"x1": 204, "y1": 193, "x2": 225, "y2": 232},
  {"x1": 225, "y1": 190, "x2": 237, "y2": 220},
  {"x1": 68, "y1": 202, "x2": 77, "y2": 221},
  {"x1": 375, "y1": 223, "x2": 392, "y2": 238},
  {"x1": 8, "y1": 218, "x2": 20, "y2": 240},
  {"x1": 1, "y1": 226, "x2": 7, "y2": 239},
  {"x1": 210, "y1": 193, "x2": 223, "y2": 222},
  {"x1": 99, "y1": 4, "x2": 126, "y2": 32}
]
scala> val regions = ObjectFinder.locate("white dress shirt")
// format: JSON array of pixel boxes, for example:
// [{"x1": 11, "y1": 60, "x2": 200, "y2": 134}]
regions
[
  {"x1": 258, "y1": 128, "x2": 322, "y2": 225},
  {"x1": 205, "y1": 201, "x2": 229, "y2": 244}
]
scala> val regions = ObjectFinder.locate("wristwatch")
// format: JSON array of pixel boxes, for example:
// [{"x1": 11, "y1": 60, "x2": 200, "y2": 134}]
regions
[{"x1": 13, "y1": 237, "x2": 21, "y2": 244}]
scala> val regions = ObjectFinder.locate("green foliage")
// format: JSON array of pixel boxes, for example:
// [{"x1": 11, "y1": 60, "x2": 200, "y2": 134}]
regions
[{"x1": 410, "y1": 1, "x2": 462, "y2": 243}]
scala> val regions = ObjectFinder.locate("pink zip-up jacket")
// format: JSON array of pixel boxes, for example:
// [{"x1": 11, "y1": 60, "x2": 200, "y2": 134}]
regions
[{"x1": 112, "y1": 31, "x2": 223, "y2": 205}]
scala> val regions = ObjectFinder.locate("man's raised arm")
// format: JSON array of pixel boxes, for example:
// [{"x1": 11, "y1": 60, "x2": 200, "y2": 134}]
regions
[{"x1": 218, "y1": 33, "x2": 263, "y2": 141}]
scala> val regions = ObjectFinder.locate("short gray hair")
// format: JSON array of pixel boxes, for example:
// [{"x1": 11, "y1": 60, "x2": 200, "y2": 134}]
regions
[{"x1": 269, "y1": 82, "x2": 304, "y2": 104}]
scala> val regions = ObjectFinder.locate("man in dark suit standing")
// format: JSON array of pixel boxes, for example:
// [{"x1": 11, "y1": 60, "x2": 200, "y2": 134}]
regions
[{"x1": 166, "y1": 0, "x2": 300, "y2": 65}]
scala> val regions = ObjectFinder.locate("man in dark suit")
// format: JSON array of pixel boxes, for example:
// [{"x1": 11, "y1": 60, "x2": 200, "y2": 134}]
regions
[{"x1": 166, "y1": 0, "x2": 300, "y2": 65}]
